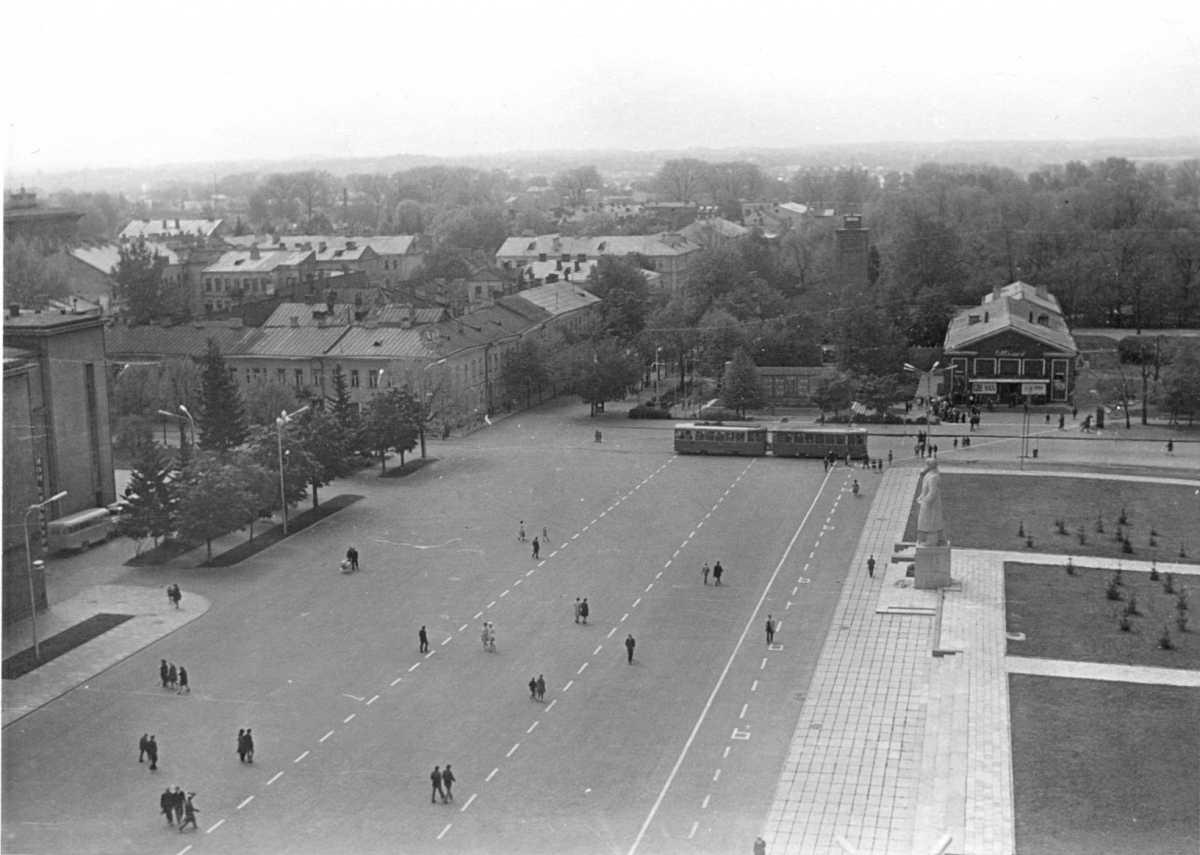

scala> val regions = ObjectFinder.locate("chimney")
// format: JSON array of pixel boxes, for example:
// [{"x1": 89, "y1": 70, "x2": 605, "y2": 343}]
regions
[
  {"x1": 175, "y1": 218, "x2": 181, "y2": 229},
  {"x1": 1029, "y1": 311, "x2": 1034, "y2": 323},
  {"x1": 556, "y1": 259, "x2": 562, "y2": 271},
  {"x1": 992, "y1": 283, "x2": 1002, "y2": 301},
  {"x1": 8, "y1": 303, "x2": 20, "y2": 318},
  {"x1": 319, "y1": 241, "x2": 327, "y2": 253},
  {"x1": 290, "y1": 316, "x2": 299, "y2": 327},
  {"x1": 250, "y1": 246, "x2": 260, "y2": 260},
  {"x1": 346, "y1": 240, "x2": 356, "y2": 250}
]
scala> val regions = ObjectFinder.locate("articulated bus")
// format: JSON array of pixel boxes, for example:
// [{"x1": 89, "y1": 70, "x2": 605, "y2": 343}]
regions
[{"x1": 673, "y1": 423, "x2": 869, "y2": 460}]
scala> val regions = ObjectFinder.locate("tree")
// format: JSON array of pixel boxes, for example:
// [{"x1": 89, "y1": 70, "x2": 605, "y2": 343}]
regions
[
  {"x1": 3, "y1": 237, "x2": 69, "y2": 306},
  {"x1": 553, "y1": 166, "x2": 604, "y2": 206},
  {"x1": 586, "y1": 256, "x2": 650, "y2": 341},
  {"x1": 291, "y1": 170, "x2": 333, "y2": 225},
  {"x1": 196, "y1": 339, "x2": 248, "y2": 453},
  {"x1": 429, "y1": 204, "x2": 510, "y2": 254},
  {"x1": 113, "y1": 238, "x2": 171, "y2": 324},
  {"x1": 244, "y1": 383, "x2": 299, "y2": 426},
  {"x1": 360, "y1": 388, "x2": 421, "y2": 473},
  {"x1": 560, "y1": 338, "x2": 641, "y2": 416},
  {"x1": 836, "y1": 309, "x2": 908, "y2": 378},
  {"x1": 116, "y1": 441, "x2": 177, "y2": 552},
  {"x1": 298, "y1": 408, "x2": 356, "y2": 506},
  {"x1": 853, "y1": 373, "x2": 907, "y2": 419},
  {"x1": 752, "y1": 317, "x2": 823, "y2": 367},
  {"x1": 244, "y1": 423, "x2": 317, "y2": 519},
  {"x1": 1160, "y1": 343, "x2": 1200, "y2": 426},
  {"x1": 654, "y1": 159, "x2": 708, "y2": 203},
  {"x1": 174, "y1": 455, "x2": 263, "y2": 560},
  {"x1": 812, "y1": 374, "x2": 855, "y2": 420},
  {"x1": 721, "y1": 350, "x2": 764, "y2": 418},
  {"x1": 501, "y1": 340, "x2": 552, "y2": 409}
]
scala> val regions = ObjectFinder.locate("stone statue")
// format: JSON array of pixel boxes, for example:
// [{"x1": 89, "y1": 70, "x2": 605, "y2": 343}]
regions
[{"x1": 916, "y1": 460, "x2": 945, "y2": 546}]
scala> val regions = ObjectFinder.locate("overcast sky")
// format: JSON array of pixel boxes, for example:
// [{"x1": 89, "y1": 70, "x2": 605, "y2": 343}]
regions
[{"x1": 4, "y1": 0, "x2": 1199, "y2": 177}]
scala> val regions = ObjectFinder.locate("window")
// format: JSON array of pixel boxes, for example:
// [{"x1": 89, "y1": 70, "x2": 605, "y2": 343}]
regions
[
  {"x1": 294, "y1": 369, "x2": 304, "y2": 388},
  {"x1": 998, "y1": 358, "x2": 1021, "y2": 376},
  {"x1": 974, "y1": 358, "x2": 996, "y2": 376},
  {"x1": 368, "y1": 370, "x2": 379, "y2": 388},
  {"x1": 277, "y1": 368, "x2": 286, "y2": 384},
  {"x1": 1023, "y1": 359, "x2": 1045, "y2": 378},
  {"x1": 350, "y1": 370, "x2": 360, "y2": 388},
  {"x1": 205, "y1": 278, "x2": 213, "y2": 292},
  {"x1": 312, "y1": 370, "x2": 324, "y2": 387},
  {"x1": 245, "y1": 369, "x2": 251, "y2": 384}
]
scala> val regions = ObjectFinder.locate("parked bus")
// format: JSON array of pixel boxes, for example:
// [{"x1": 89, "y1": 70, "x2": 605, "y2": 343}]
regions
[
  {"x1": 673, "y1": 423, "x2": 869, "y2": 460},
  {"x1": 674, "y1": 423, "x2": 769, "y2": 455},
  {"x1": 46, "y1": 507, "x2": 117, "y2": 553},
  {"x1": 770, "y1": 425, "x2": 869, "y2": 460}
]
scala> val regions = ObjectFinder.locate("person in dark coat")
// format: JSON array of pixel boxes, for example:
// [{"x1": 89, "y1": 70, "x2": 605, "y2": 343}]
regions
[
  {"x1": 139, "y1": 733, "x2": 150, "y2": 763},
  {"x1": 237, "y1": 729, "x2": 247, "y2": 762},
  {"x1": 146, "y1": 736, "x2": 159, "y2": 771},
  {"x1": 441, "y1": 765, "x2": 455, "y2": 802},
  {"x1": 535, "y1": 674, "x2": 545, "y2": 701},
  {"x1": 867, "y1": 556, "x2": 876, "y2": 578},
  {"x1": 712, "y1": 562, "x2": 724, "y2": 586},
  {"x1": 160, "y1": 788, "x2": 175, "y2": 825},
  {"x1": 178, "y1": 793, "x2": 199, "y2": 832},
  {"x1": 171, "y1": 786, "x2": 185, "y2": 823},
  {"x1": 346, "y1": 547, "x2": 359, "y2": 572},
  {"x1": 580, "y1": 599, "x2": 589, "y2": 624},
  {"x1": 765, "y1": 615, "x2": 775, "y2": 644},
  {"x1": 167, "y1": 663, "x2": 177, "y2": 689},
  {"x1": 529, "y1": 677, "x2": 537, "y2": 700},
  {"x1": 625, "y1": 634, "x2": 636, "y2": 664},
  {"x1": 419, "y1": 626, "x2": 429, "y2": 654},
  {"x1": 168, "y1": 584, "x2": 181, "y2": 608},
  {"x1": 531, "y1": 537, "x2": 540, "y2": 559},
  {"x1": 431, "y1": 766, "x2": 445, "y2": 803},
  {"x1": 160, "y1": 659, "x2": 170, "y2": 688},
  {"x1": 177, "y1": 666, "x2": 189, "y2": 694},
  {"x1": 243, "y1": 729, "x2": 254, "y2": 762}
]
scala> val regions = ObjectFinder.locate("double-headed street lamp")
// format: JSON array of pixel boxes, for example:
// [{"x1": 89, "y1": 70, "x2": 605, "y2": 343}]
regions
[
  {"x1": 157, "y1": 405, "x2": 196, "y2": 459},
  {"x1": 904, "y1": 362, "x2": 941, "y2": 419},
  {"x1": 276, "y1": 406, "x2": 309, "y2": 534},
  {"x1": 24, "y1": 490, "x2": 67, "y2": 661}
]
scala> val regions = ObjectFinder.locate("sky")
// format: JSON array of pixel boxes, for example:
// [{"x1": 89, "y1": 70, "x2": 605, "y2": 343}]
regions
[{"x1": 4, "y1": 0, "x2": 1200, "y2": 178}]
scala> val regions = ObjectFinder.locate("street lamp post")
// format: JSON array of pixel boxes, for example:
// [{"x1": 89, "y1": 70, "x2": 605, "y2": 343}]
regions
[
  {"x1": 276, "y1": 406, "x2": 309, "y2": 534},
  {"x1": 904, "y1": 362, "x2": 941, "y2": 455},
  {"x1": 420, "y1": 359, "x2": 447, "y2": 457},
  {"x1": 157, "y1": 406, "x2": 196, "y2": 460},
  {"x1": 23, "y1": 490, "x2": 67, "y2": 661},
  {"x1": 654, "y1": 347, "x2": 661, "y2": 400}
]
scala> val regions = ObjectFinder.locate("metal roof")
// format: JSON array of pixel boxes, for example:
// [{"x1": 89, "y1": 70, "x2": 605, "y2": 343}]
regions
[
  {"x1": 71, "y1": 241, "x2": 179, "y2": 274},
  {"x1": 943, "y1": 296, "x2": 1077, "y2": 354},
  {"x1": 496, "y1": 233, "x2": 700, "y2": 259},
  {"x1": 230, "y1": 326, "x2": 350, "y2": 358},
  {"x1": 510, "y1": 281, "x2": 600, "y2": 317},
  {"x1": 323, "y1": 326, "x2": 436, "y2": 359},
  {"x1": 204, "y1": 250, "x2": 312, "y2": 274},
  {"x1": 105, "y1": 321, "x2": 248, "y2": 359},
  {"x1": 261, "y1": 303, "x2": 361, "y2": 327},
  {"x1": 120, "y1": 219, "x2": 223, "y2": 239}
]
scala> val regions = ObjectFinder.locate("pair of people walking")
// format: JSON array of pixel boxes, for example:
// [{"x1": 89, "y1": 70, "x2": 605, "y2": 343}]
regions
[
  {"x1": 139, "y1": 734, "x2": 159, "y2": 770},
  {"x1": 166, "y1": 584, "x2": 182, "y2": 608},
  {"x1": 430, "y1": 765, "x2": 456, "y2": 803},
  {"x1": 236, "y1": 728, "x2": 255, "y2": 763},
  {"x1": 528, "y1": 674, "x2": 546, "y2": 701},
  {"x1": 481, "y1": 622, "x2": 496, "y2": 652},
  {"x1": 573, "y1": 598, "x2": 589, "y2": 624},
  {"x1": 160, "y1": 786, "x2": 193, "y2": 828}
]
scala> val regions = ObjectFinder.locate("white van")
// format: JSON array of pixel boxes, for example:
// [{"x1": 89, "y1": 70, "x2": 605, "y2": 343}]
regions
[{"x1": 46, "y1": 507, "x2": 117, "y2": 553}]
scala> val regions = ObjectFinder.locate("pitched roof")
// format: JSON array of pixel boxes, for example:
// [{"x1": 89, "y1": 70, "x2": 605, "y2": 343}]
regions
[
  {"x1": 982, "y1": 280, "x2": 1062, "y2": 316},
  {"x1": 678, "y1": 217, "x2": 750, "y2": 241},
  {"x1": 229, "y1": 325, "x2": 351, "y2": 358},
  {"x1": 261, "y1": 303, "x2": 361, "y2": 327},
  {"x1": 70, "y1": 241, "x2": 178, "y2": 275},
  {"x1": 322, "y1": 326, "x2": 437, "y2": 359},
  {"x1": 524, "y1": 259, "x2": 599, "y2": 282},
  {"x1": 943, "y1": 295, "x2": 1077, "y2": 354},
  {"x1": 105, "y1": 321, "x2": 248, "y2": 359},
  {"x1": 120, "y1": 219, "x2": 223, "y2": 239},
  {"x1": 495, "y1": 233, "x2": 699, "y2": 259},
  {"x1": 226, "y1": 235, "x2": 419, "y2": 255},
  {"x1": 315, "y1": 244, "x2": 377, "y2": 263},
  {"x1": 374, "y1": 305, "x2": 449, "y2": 325},
  {"x1": 204, "y1": 249, "x2": 312, "y2": 274},
  {"x1": 508, "y1": 281, "x2": 600, "y2": 317}
]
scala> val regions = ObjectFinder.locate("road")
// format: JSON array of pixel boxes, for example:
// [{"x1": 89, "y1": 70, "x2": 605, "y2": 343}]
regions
[{"x1": 2, "y1": 403, "x2": 875, "y2": 855}]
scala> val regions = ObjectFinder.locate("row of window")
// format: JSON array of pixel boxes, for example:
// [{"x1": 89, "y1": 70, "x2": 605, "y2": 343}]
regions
[
  {"x1": 676, "y1": 430, "x2": 765, "y2": 442},
  {"x1": 774, "y1": 432, "x2": 864, "y2": 445},
  {"x1": 971, "y1": 358, "x2": 1051, "y2": 378},
  {"x1": 205, "y1": 276, "x2": 274, "y2": 293}
]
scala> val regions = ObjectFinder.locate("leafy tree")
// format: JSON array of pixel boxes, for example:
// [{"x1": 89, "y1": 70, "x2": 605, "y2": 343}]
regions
[
  {"x1": 174, "y1": 455, "x2": 264, "y2": 560},
  {"x1": 853, "y1": 374, "x2": 907, "y2": 419},
  {"x1": 244, "y1": 383, "x2": 299, "y2": 426},
  {"x1": 429, "y1": 204, "x2": 510, "y2": 254},
  {"x1": 836, "y1": 309, "x2": 908, "y2": 378},
  {"x1": 298, "y1": 408, "x2": 356, "y2": 506},
  {"x1": 116, "y1": 441, "x2": 177, "y2": 551},
  {"x1": 721, "y1": 350, "x2": 764, "y2": 418},
  {"x1": 196, "y1": 339, "x2": 248, "y2": 453},
  {"x1": 586, "y1": 256, "x2": 650, "y2": 341},
  {"x1": 244, "y1": 423, "x2": 317, "y2": 517},
  {"x1": 501, "y1": 340, "x2": 552, "y2": 408},
  {"x1": 291, "y1": 170, "x2": 333, "y2": 224},
  {"x1": 560, "y1": 338, "x2": 641, "y2": 416},
  {"x1": 360, "y1": 387, "x2": 421, "y2": 473},
  {"x1": 752, "y1": 317, "x2": 824, "y2": 367},
  {"x1": 812, "y1": 374, "x2": 854, "y2": 419},
  {"x1": 3, "y1": 237, "x2": 69, "y2": 306},
  {"x1": 654, "y1": 159, "x2": 708, "y2": 203},
  {"x1": 1160, "y1": 343, "x2": 1200, "y2": 426},
  {"x1": 553, "y1": 166, "x2": 604, "y2": 206},
  {"x1": 113, "y1": 237, "x2": 171, "y2": 324}
]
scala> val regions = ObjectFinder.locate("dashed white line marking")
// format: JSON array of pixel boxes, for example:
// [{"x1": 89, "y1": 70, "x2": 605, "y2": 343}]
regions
[
  {"x1": 514, "y1": 579, "x2": 522, "y2": 586},
  {"x1": 665, "y1": 560, "x2": 672, "y2": 568},
  {"x1": 459, "y1": 624, "x2": 468, "y2": 632},
  {"x1": 367, "y1": 694, "x2": 380, "y2": 705},
  {"x1": 238, "y1": 796, "x2": 254, "y2": 809},
  {"x1": 751, "y1": 680, "x2": 758, "y2": 692},
  {"x1": 621, "y1": 613, "x2": 629, "y2": 622},
  {"x1": 461, "y1": 794, "x2": 477, "y2": 812},
  {"x1": 591, "y1": 519, "x2": 597, "y2": 525},
  {"x1": 546, "y1": 699, "x2": 557, "y2": 711},
  {"x1": 177, "y1": 846, "x2": 193, "y2": 855},
  {"x1": 486, "y1": 768, "x2": 498, "y2": 783},
  {"x1": 656, "y1": 571, "x2": 662, "y2": 579},
  {"x1": 760, "y1": 658, "x2": 768, "y2": 670},
  {"x1": 681, "y1": 539, "x2": 689, "y2": 547},
  {"x1": 507, "y1": 743, "x2": 520, "y2": 757},
  {"x1": 645, "y1": 583, "x2": 653, "y2": 592},
  {"x1": 442, "y1": 637, "x2": 452, "y2": 645},
  {"x1": 345, "y1": 713, "x2": 357, "y2": 722},
  {"x1": 713, "y1": 768, "x2": 721, "y2": 781},
  {"x1": 594, "y1": 645, "x2": 603, "y2": 655},
  {"x1": 739, "y1": 704, "x2": 748, "y2": 719},
  {"x1": 409, "y1": 663, "x2": 420, "y2": 672},
  {"x1": 792, "y1": 587, "x2": 798, "y2": 596},
  {"x1": 500, "y1": 590, "x2": 509, "y2": 598},
  {"x1": 526, "y1": 569, "x2": 535, "y2": 576},
  {"x1": 320, "y1": 730, "x2": 334, "y2": 743},
  {"x1": 577, "y1": 662, "x2": 588, "y2": 675},
  {"x1": 690, "y1": 531, "x2": 696, "y2": 538},
  {"x1": 633, "y1": 598, "x2": 642, "y2": 607},
  {"x1": 607, "y1": 628, "x2": 617, "y2": 638},
  {"x1": 206, "y1": 819, "x2": 225, "y2": 833},
  {"x1": 701, "y1": 795, "x2": 711, "y2": 809},
  {"x1": 527, "y1": 721, "x2": 539, "y2": 733},
  {"x1": 572, "y1": 533, "x2": 580, "y2": 539},
  {"x1": 697, "y1": 521, "x2": 703, "y2": 528},
  {"x1": 560, "y1": 543, "x2": 568, "y2": 549},
  {"x1": 488, "y1": 601, "x2": 496, "y2": 608},
  {"x1": 538, "y1": 561, "x2": 546, "y2": 567},
  {"x1": 425, "y1": 650, "x2": 435, "y2": 658},
  {"x1": 723, "y1": 746, "x2": 731, "y2": 759},
  {"x1": 814, "y1": 540, "x2": 820, "y2": 547},
  {"x1": 474, "y1": 612, "x2": 483, "y2": 620},
  {"x1": 583, "y1": 526, "x2": 589, "y2": 532},
  {"x1": 600, "y1": 511, "x2": 607, "y2": 517},
  {"x1": 688, "y1": 822, "x2": 698, "y2": 840},
  {"x1": 437, "y1": 823, "x2": 452, "y2": 840},
  {"x1": 549, "y1": 551, "x2": 558, "y2": 557},
  {"x1": 673, "y1": 550, "x2": 680, "y2": 558},
  {"x1": 712, "y1": 505, "x2": 719, "y2": 511},
  {"x1": 267, "y1": 772, "x2": 283, "y2": 785},
  {"x1": 564, "y1": 680, "x2": 574, "y2": 691},
  {"x1": 295, "y1": 751, "x2": 309, "y2": 763}
]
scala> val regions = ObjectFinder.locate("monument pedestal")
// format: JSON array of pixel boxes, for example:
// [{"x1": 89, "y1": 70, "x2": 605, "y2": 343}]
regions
[{"x1": 914, "y1": 543, "x2": 952, "y2": 589}]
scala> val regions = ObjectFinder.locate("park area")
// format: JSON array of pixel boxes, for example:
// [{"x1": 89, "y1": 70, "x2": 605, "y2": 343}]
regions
[
  {"x1": 905, "y1": 473, "x2": 1200, "y2": 565},
  {"x1": 1004, "y1": 560, "x2": 1200, "y2": 853}
]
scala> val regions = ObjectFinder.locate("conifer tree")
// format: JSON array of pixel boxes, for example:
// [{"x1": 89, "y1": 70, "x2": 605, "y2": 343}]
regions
[
  {"x1": 116, "y1": 441, "x2": 176, "y2": 550},
  {"x1": 196, "y1": 339, "x2": 248, "y2": 453}
]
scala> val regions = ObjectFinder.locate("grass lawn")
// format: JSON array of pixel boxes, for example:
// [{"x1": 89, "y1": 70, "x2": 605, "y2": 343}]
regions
[
  {"x1": 1010, "y1": 674, "x2": 1200, "y2": 855},
  {"x1": 1004, "y1": 562, "x2": 1199, "y2": 669},
  {"x1": 903, "y1": 475, "x2": 1200, "y2": 564}
]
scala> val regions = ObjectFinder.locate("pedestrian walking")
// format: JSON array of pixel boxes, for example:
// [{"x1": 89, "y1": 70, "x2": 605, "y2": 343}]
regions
[
  {"x1": 932, "y1": 444, "x2": 938, "y2": 458},
  {"x1": 574, "y1": 598, "x2": 582, "y2": 623},
  {"x1": 765, "y1": 615, "x2": 775, "y2": 645},
  {"x1": 237, "y1": 729, "x2": 247, "y2": 762},
  {"x1": 625, "y1": 634, "x2": 636, "y2": 664},
  {"x1": 531, "y1": 537, "x2": 540, "y2": 559},
  {"x1": 953, "y1": 437, "x2": 958, "y2": 450},
  {"x1": 167, "y1": 662, "x2": 177, "y2": 690},
  {"x1": 176, "y1": 666, "x2": 189, "y2": 694},
  {"x1": 595, "y1": 430, "x2": 603, "y2": 443},
  {"x1": 160, "y1": 788, "x2": 175, "y2": 826},
  {"x1": 442, "y1": 765, "x2": 455, "y2": 802},
  {"x1": 243, "y1": 729, "x2": 254, "y2": 763},
  {"x1": 754, "y1": 835, "x2": 767, "y2": 855},
  {"x1": 823, "y1": 457, "x2": 829, "y2": 472},
  {"x1": 580, "y1": 598, "x2": 589, "y2": 624},
  {"x1": 536, "y1": 674, "x2": 545, "y2": 701},
  {"x1": 1167, "y1": 439, "x2": 1174, "y2": 455},
  {"x1": 431, "y1": 766, "x2": 445, "y2": 803},
  {"x1": 518, "y1": 521, "x2": 526, "y2": 542},
  {"x1": 712, "y1": 561, "x2": 724, "y2": 586},
  {"x1": 542, "y1": 526, "x2": 548, "y2": 542},
  {"x1": 346, "y1": 546, "x2": 359, "y2": 572},
  {"x1": 419, "y1": 625, "x2": 429, "y2": 653},
  {"x1": 852, "y1": 479, "x2": 860, "y2": 497},
  {"x1": 1072, "y1": 405, "x2": 1078, "y2": 420},
  {"x1": 1059, "y1": 414, "x2": 1065, "y2": 429},
  {"x1": 888, "y1": 449, "x2": 893, "y2": 465},
  {"x1": 529, "y1": 676, "x2": 538, "y2": 700},
  {"x1": 167, "y1": 584, "x2": 181, "y2": 608},
  {"x1": 867, "y1": 555, "x2": 876, "y2": 578},
  {"x1": 160, "y1": 659, "x2": 170, "y2": 688},
  {"x1": 170, "y1": 786, "x2": 185, "y2": 823},
  {"x1": 702, "y1": 562, "x2": 710, "y2": 585},
  {"x1": 139, "y1": 733, "x2": 150, "y2": 763},
  {"x1": 146, "y1": 736, "x2": 158, "y2": 771},
  {"x1": 482, "y1": 622, "x2": 490, "y2": 650},
  {"x1": 178, "y1": 793, "x2": 199, "y2": 832},
  {"x1": 486, "y1": 622, "x2": 496, "y2": 652}
]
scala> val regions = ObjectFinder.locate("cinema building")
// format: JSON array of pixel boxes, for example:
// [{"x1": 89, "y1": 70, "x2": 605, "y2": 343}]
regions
[{"x1": 941, "y1": 282, "x2": 1078, "y2": 406}]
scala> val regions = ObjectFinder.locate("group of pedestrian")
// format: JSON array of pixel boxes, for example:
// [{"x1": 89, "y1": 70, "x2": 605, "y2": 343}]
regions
[
  {"x1": 166, "y1": 584, "x2": 182, "y2": 609},
  {"x1": 430, "y1": 765, "x2": 456, "y2": 803},
  {"x1": 159, "y1": 786, "x2": 198, "y2": 832},
  {"x1": 480, "y1": 621, "x2": 496, "y2": 652},
  {"x1": 159, "y1": 659, "x2": 190, "y2": 694},
  {"x1": 528, "y1": 674, "x2": 546, "y2": 701},
  {"x1": 236, "y1": 728, "x2": 255, "y2": 763},
  {"x1": 701, "y1": 561, "x2": 725, "y2": 585},
  {"x1": 573, "y1": 598, "x2": 590, "y2": 624},
  {"x1": 138, "y1": 734, "x2": 160, "y2": 770}
]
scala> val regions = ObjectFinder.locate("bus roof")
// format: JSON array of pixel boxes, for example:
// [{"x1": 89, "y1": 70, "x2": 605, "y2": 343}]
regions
[
  {"x1": 675, "y1": 422, "x2": 766, "y2": 430},
  {"x1": 49, "y1": 507, "x2": 114, "y2": 526},
  {"x1": 771, "y1": 424, "x2": 867, "y2": 433}
]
